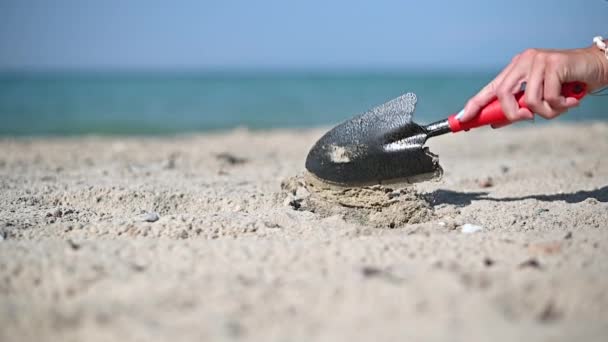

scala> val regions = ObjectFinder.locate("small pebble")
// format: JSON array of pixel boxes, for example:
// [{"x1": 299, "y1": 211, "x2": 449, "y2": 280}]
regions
[
  {"x1": 483, "y1": 257, "x2": 494, "y2": 267},
  {"x1": 263, "y1": 221, "x2": 282, "y2": 229},
  {"x1": 538, "y1": 301, "x2": 561, "y2": 323},
  {"x1": 564, "y1": 232, "x2": 573, "y2": 240},
  {"x1": 67, "y1": 239, "x2": 81, "y2": 250},
  {"x1": 528, "y1": 241, "x2": 561, "y2": 256},
  {"x1": 131, "y1": 261, "x2": 147, "y2": 272},
  {"x1": 477, "y1": 177, "x2": 494, "y2": 188},
  {"x1": 142, "y1": 212, "x2": 160, "y2": 223},
  {"x1": 164, "y1": 157, "x2": 177, "y2": 170},
  {"x1": 361, "y1": 266, "x2": 383, "y2": 278},
  {"x1": 461, "y1": 223, "x2": 483, "y2": 234},
  {"x1": 519, "y1": 258, "x2": 541, "y2": 269},
  {"x1": 215, "y1": 152, "x2": 247, "y2": 165}
]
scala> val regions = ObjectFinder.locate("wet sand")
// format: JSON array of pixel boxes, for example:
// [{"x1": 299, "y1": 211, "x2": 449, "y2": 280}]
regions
[{"x1": 1, "y1": 122, "x2": 607, "y2": 341}]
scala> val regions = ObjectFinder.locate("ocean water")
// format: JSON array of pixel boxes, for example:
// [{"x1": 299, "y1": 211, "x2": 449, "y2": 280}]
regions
[{"x1": 0, "y1": 71, "x2": 605, "y2": 136}]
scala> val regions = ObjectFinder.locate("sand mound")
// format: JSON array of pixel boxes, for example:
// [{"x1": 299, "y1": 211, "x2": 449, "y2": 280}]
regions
[{"x1": 281, "y1": 173, "x2": 433, "y2": 228}]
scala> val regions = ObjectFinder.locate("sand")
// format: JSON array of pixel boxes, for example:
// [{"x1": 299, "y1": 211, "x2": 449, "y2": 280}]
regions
[{"x1": 1, "y1": 122, "x2": 607, "y2": 341}]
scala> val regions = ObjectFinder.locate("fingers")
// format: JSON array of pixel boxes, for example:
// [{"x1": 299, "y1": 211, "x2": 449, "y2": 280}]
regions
[
  {"x1": 540, "y1": 67, "x2": 581, "y2": 118},
  {"x1": 531, "y1": 63, "x2": 579, "y2": 119},
  {"x1": 459, "y1": 54, "x2": 520, "y2": 122},
  {"x1": 458, "y1": 82, "x2": 496, "y2": 122},
  {"x1": 493, "y1": 49, "x2": 539, "y2": 121},
  {"x1": 496, "y1": 64, "x2": 531, "y2": 121},
  {"x1": 523, "y1": 54, "x2": 545, "y2": 117},
  {"x1": 460, "y1": 48, "x2": 580, "y2": 124},
  {"x1": 542, "y1": 66, "x2": 567, "y2": 115},
  {"x1": 528, "y1": 70, "x2": 565, "y2": 119}
]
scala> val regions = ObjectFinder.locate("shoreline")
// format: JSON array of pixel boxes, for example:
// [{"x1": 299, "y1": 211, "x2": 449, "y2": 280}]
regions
[{"x1": 1, "y1": 119, "x2": 607, "y2": 140}]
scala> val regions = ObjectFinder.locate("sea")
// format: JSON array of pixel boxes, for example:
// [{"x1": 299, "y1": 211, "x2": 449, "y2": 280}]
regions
[{"x1": 0, "y1": 71, "x2": 605, "y2": 136}]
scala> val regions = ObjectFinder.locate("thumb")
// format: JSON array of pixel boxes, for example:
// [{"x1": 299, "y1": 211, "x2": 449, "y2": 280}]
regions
[{"x1": 563, "y1": 97, "x2": 580, "y2": 109}]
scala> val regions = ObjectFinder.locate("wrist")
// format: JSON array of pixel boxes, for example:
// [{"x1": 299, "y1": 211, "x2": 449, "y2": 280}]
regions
[{"x1": 589, "y1": 40, "x2": 608, "y2": 86}]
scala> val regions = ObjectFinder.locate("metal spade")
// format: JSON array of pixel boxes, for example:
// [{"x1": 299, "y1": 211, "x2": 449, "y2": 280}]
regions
[{"x1": 305, "y1": 82, "x2": 587, "y2": 186}]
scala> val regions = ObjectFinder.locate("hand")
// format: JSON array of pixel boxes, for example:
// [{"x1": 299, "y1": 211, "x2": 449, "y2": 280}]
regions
[{"x1": 458, "y1": 45, "x2": 608, "y2": 123}]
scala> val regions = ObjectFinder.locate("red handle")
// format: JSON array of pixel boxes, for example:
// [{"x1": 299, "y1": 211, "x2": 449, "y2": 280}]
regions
[{"x1": 448, "y1": 81, "x2": 587, "y2": 132}]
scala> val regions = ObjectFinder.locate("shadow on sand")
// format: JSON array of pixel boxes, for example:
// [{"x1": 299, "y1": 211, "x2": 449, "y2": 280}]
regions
[{"x1": 428, "y1": 185, "x2": 608, "y2": 207}]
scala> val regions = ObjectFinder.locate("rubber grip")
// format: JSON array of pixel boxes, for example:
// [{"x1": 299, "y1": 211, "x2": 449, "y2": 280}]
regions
[{"x1": 448, "y1": 81, "x2": 587, "y2": 133}]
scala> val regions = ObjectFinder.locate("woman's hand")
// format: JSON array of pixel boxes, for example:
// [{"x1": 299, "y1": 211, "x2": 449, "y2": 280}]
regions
[{"x1": 458, "y1": 45, "x2": 608, "y2": 123}]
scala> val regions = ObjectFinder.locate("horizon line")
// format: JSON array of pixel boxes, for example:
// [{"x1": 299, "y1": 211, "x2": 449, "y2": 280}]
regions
[{"x1": 0, "y1": 66, "x2": 502, "y2": 76}]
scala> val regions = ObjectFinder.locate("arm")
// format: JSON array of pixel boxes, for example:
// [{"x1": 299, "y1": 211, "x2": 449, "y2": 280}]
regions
[{"x1": 458, "y1": 41, "x2": 608, "y2": 123}]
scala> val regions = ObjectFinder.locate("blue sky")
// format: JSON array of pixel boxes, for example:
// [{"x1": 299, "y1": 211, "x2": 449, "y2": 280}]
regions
[{"x1": 0, "y1": 0, "x2": 606, "y2": 71}]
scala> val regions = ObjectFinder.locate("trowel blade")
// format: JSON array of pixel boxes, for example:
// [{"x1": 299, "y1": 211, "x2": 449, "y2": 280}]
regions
[{"x1": 305, "y1": 93, "x2": 442, "y2": 186}]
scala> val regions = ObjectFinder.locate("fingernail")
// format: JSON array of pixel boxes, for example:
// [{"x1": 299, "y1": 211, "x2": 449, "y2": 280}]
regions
[{"x1": 455, "y1": 109, "x2": 465, "y2": 121}]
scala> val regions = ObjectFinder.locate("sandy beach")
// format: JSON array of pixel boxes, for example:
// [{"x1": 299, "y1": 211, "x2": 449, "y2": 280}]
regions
[{"x1": 1, "y1": 122, "x2": 607, "y2": 341}]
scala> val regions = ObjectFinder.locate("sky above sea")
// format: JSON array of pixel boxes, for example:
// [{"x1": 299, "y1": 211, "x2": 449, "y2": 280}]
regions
[{"x1": 1, "y1": 0, "x2": 606, "y2": 71}]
